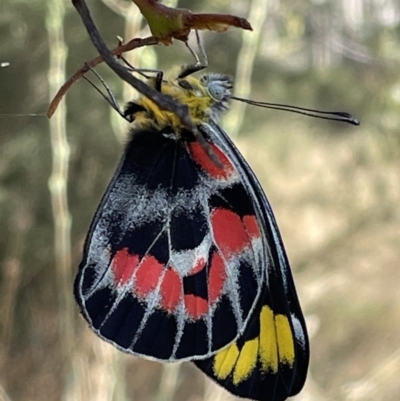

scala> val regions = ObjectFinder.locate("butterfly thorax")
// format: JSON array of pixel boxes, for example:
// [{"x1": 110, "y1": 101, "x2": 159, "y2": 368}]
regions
[{"x1": 125, "y1": 70, "x2": 233, "y2": 135}]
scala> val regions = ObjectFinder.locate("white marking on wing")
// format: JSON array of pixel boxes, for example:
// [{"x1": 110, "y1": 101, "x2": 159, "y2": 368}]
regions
[{"x1": 170, "y1": 233, "x2": 212, "y2": 277}]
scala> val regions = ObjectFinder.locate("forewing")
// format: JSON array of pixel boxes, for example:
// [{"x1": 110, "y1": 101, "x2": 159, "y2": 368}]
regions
[
  {"x1": 74, "y1": 126, "x2": 265, "y2": 361},
  {"x1": 193, "y1": 122, "x2": 309, "y2": 401}
]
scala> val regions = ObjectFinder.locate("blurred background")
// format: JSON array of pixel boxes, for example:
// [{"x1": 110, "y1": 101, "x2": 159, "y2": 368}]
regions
[{"x1": 1, "y1": 0, "x2": 399, "y2": 400}]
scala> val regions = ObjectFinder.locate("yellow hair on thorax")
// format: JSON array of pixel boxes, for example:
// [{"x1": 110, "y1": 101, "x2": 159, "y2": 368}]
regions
[{"x1": 132, "y1": 70, "x2": 215, "y2": 133}]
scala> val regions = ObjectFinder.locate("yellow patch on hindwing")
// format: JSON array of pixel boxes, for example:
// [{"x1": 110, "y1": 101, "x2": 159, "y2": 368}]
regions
[
  {"x1": 232, "y1": 338, "x2": 259, "y2": 385},
  {"x1": 275, "y1": 313, "x2": 295, "y2": 366},
  {"x1": 259, "y1": 305, "x2": 279, "y2": 372},
  {"x1": 213, "y1": 343, "x2": 240, "y2": 379},
  {"x1": 212, "y1": 306, "x2": 296, "y2": 386}
]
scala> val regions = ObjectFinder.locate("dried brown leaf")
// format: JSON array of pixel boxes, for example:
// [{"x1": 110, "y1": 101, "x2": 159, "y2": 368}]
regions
[{"x1": 132, "y1": 0, "x2": 252, "y2": 44}]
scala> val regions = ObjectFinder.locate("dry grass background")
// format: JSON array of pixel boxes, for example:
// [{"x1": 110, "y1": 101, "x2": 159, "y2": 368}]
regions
[{"x1": 1, "y1": 0, "x2": 400, "y2": 400}]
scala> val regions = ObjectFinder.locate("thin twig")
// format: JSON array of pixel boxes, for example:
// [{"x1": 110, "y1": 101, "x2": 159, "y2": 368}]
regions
[
  {"x1": 224, "y1": 0, "x2": 268, "y2": 137},
  {"x1": 71, "y1": 0, "x2": 220, "y2": 165},
  {"x1": 156, "y1": 363, "x2": 181, "y2": 401},
  {"x1": 47, "y1": 36, "x2": 158, "y2": 118},
  {"x1": 72, "y1": 0, "x2": 191, "y2": 127},
  {"x1": 46, "y1": 0, "x2": 75, "y2": 397}
]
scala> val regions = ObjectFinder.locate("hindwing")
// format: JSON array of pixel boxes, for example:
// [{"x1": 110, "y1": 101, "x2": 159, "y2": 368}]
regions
[{"x1": 193, "y1": 122, "x2": 309, "y2": 401}]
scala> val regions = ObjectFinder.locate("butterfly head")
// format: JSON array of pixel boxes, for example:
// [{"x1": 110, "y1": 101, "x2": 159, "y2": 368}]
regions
[{"x1": 125, "y1": 68, "x2": 233, "y2": 134}]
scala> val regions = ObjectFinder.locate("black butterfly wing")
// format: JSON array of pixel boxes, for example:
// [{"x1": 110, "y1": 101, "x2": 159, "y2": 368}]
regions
[
  {"x1": 193, "y1": 121, "x2": 309, "y2": 401},
  {"x1": 74, "y1": 125, "x2": 266, "y2": 362}
]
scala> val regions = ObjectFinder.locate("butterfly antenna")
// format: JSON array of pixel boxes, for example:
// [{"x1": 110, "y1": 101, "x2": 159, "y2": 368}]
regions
[{"x1": 231, "y1": 96, "x2": 360, "y2": 126}]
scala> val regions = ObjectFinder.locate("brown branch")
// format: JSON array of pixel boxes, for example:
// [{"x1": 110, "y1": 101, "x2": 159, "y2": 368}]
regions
[
  {"x1": 47, "y1": 36, "x2": 158, "y2": 118},
  {"x1": 70, "y1": 0, "x2": 215, "y2": 162}
]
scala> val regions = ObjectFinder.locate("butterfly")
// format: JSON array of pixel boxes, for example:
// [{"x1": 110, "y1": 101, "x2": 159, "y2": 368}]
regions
[{"x1": 74, "y1": 65, "x2": 309, "y2": 401}]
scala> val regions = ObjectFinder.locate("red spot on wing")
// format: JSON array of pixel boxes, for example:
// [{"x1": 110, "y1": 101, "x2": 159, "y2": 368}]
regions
[
  {"x1": 111, "y1": 248, "x2": 140, "y2": 285},
  {"x1": 188, "y1": 142, "x2": 235, "y2": 180},
  {"x1": 208, "y1": 251, "x2": 227, "y2": 303},
  {"x1": 211, "y1": 208, "x2": 251, "y2": 258},
  {"x1": 243, "y1": 215, "x2": 261, "y2": 239},
  {"x1": 134, "y1": 255, "x2": 164, "y2": 298},
  {"x1": 160, "y1": 268, "x2": 182, "y2": 312},
  {"x1": 184, "y1": 294, "x2": 209, "y2": 319},
  {"x1": 189, "y1": 257, "x2": 207, "y2": 275},
  {"x1": 135, "y1": 256, "x2": 183, "y2": 312},
  {"x1": 184, "y1": 254, "x2": 226, "y2": 318}
]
